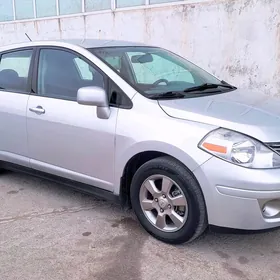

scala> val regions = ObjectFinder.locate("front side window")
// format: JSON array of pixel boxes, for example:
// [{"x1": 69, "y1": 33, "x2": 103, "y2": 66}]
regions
[
  {"x1": 92, "y1": 47, "x2": 231, "y2": 97},
  {"x1": 37, "y1": 49, "x2": 105, "y2": 100},
  {"x1": 74, "y1": 57, "x2": 93, "y2": 80},
  {"x1": 0, "y1": 49, "x2": 33, "y2": 92}
]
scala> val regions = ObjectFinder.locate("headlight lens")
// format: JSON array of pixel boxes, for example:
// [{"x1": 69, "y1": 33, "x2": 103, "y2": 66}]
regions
[{"x1": 199, "y1": 128, "x2": 280, "y2": 169}]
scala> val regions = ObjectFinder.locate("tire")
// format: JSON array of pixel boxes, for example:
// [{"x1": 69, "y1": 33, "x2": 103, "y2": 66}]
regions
[{"x1": 130, "y1": 156, "x2": 207, "y2": 244}]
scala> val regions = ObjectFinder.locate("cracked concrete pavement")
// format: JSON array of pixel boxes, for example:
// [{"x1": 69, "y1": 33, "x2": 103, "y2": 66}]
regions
[{"x1": 1, "y1": 171, "x2": 280, "y2": 280}]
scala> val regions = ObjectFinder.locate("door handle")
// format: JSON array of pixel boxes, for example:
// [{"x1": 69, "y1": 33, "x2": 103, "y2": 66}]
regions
[{"x1": 29, "y1": 106, "x2": 45, "y2": 115}]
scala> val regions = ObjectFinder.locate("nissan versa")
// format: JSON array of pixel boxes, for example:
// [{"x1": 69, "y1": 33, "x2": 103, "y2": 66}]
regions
[{"x1": 0, "y1": 39, "x2": 279, "y2": 244}]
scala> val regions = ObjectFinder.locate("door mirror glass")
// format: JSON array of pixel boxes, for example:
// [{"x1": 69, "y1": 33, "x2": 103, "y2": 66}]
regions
[{"x1": 77, "y1": 86, "x2": 110, "y2": 119}]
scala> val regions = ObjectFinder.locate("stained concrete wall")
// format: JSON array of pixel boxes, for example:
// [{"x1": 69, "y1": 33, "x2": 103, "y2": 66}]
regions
[{"x1": 0, "y1": 0, "x2": 279, "y2": 95}]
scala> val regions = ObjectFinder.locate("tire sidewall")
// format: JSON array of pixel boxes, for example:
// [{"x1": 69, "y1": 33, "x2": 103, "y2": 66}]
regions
[{"x1": 130, "y1": 159, "x2": 204, "y2": 244}]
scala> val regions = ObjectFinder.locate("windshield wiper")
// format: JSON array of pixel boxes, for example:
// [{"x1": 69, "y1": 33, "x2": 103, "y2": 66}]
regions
[
  {"x1": 149, "y1": 81, "x2": 237, "y2": 100},
  {"x1": 149, "y1": 91, "x2": 186, "y2": 100},
  {"x1": 183, "y1": 82, "x2": 236, "y2": 93}
]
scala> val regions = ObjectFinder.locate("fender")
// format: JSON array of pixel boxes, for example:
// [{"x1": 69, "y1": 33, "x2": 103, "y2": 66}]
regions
[{"x1": 113, "y1": 140, "x2": 212, "y2": 195}]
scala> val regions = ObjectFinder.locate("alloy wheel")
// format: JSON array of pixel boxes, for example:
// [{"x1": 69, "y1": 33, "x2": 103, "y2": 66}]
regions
[{"x1": 139, "y1": 174, "x2": 188, "y2": 232}]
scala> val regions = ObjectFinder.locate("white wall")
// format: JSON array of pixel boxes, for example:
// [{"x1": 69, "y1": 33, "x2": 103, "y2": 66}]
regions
[{"x1": 0, "y1": 0, "x2": 279, "y2": 95}]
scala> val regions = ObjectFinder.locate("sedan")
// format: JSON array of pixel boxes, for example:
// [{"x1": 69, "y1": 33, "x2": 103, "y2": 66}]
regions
[{"x1": 0, "y1": 39, "x2": 279, "y2": 244}]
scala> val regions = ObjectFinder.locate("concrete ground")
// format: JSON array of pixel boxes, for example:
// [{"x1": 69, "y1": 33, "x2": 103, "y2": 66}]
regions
[{"x1": 0, "y1": 171, "x2": 279, "y2": 280}]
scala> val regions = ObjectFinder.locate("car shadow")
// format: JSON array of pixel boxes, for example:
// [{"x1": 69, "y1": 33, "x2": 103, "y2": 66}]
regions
[{"x1": 2, "y1": 171, "x2": 280, "y2": 279}]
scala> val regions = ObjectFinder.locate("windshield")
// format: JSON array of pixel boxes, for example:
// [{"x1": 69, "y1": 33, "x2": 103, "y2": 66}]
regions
[{"x1": 90, "y1": 46, "x2": 230, "y2": 97}]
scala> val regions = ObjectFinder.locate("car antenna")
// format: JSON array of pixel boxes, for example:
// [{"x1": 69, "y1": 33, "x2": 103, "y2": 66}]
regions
[{"x1": 25, "y1": 33, "x2": 32, "y2": 42}]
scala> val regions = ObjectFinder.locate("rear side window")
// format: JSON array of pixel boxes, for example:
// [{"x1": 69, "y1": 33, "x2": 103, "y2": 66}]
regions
[{"x1": 0, "y1": 50, "x2": 33, "y2": 93}]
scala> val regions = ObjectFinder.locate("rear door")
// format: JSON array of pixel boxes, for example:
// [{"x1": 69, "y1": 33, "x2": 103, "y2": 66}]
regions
[{"x1": 0, "y1": 48, "x2": 34, "y2": 167}]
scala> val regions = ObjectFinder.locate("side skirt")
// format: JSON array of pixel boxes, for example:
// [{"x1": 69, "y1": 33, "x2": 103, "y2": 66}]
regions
[{"x1": 1, "y1": 161, "x2": 121, "y2": 204}]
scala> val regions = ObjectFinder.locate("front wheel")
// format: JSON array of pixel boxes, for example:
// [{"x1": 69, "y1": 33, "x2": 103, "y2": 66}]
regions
[{"x1": 130, "y1": 156, "x2": 207, "y2": 244}]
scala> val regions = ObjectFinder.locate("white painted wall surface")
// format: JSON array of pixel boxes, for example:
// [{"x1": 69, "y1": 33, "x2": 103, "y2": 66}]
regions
[{"x1": 0, "y1": 0, "x2": 279, "y2": 95}]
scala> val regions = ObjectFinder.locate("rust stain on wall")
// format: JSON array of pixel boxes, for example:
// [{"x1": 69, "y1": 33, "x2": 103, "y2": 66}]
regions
[
  {"x1": 57, "y1": 18, "x2": 62, "y2": 38},
  {"x1": 274, "y1": 22, "x2": 280, "y2": 95},
  {"x1": 33, "y1": 21, "x2": 39, "y2": 35},
  {"x1": 144, "y1": 8, "x2": 152, "y2": 41},
  {"x1": 180, "y1": 5, "x2": 189, "y2": 54},
  {"x1": 226, "y1": 63, "x2": 258, "y2": 76},
  {"x1": 83, "y1": 15, "x2": 87, "y2": 40}
]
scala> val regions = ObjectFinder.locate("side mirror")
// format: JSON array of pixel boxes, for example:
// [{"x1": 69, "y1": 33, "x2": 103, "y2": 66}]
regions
[{"x1": 77, "y1": 86, "x2": 110, "y2": 119}]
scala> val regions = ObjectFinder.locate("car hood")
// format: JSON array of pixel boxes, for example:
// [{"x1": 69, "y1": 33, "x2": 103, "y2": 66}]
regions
[{"x1": 158, "y1": 88, "x2": 280, "y2": 142}]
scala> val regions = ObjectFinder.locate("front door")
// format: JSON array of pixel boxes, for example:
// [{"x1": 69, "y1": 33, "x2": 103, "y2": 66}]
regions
[{"x1": 27, "y1": 48, "x2": 117, "y2": 191}]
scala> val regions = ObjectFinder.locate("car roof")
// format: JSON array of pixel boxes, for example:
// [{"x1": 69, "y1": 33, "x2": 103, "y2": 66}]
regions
[
  {"x1": 59, "y1": 39, "x2": 149, "y2": 48},
  {"x1": 0, "y1": 38, "x2": 150, "y2": 51}
]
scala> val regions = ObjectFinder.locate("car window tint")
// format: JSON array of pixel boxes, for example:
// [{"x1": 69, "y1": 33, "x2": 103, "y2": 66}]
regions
[
  {"x1": 104, "y1": 56, "x2": 121, "y2": 72},
  {"x1": 74, "y1": 57, "x2": 93, "y2": 80},
  {"x1": 0, "y1": 49, "x2": 32, "y2": 93},
  {"x1": 127, "y1": 52, "x2": 195, "y2": 84},
  {"x1": 37, "y1": 49, "x2": 105, "y2": 100}
]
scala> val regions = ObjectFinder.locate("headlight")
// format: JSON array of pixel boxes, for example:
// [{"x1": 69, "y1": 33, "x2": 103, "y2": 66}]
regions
[{"x1": 198, "y1": 128, "x2": 280, "y2": 169}]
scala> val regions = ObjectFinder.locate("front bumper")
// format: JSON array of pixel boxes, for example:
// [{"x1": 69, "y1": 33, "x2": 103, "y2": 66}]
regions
[{"x1": 194, "y1": 157, "x2": 280, "y2": 230}]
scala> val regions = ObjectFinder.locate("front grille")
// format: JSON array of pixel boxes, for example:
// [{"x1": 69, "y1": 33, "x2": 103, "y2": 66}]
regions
[{"x1": 267, "y1": 142, "x2": 280, "y2": 154}]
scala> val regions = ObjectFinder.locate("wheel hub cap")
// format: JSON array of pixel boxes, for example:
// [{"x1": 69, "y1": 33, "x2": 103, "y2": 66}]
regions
[
  {"x1": 139, "y1": 174, "x2": 188, "y2": 232},
  {"x1": 158, "y1": 197, "x2": 168, "y2": 209}
]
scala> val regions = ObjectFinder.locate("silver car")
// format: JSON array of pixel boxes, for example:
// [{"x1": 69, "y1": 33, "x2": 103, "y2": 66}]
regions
[{"x1": 1, "y1": 39, "x2": 280, "y2": 244}]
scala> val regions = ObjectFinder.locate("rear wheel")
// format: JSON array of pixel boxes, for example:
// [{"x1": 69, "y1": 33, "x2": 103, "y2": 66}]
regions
[{"x1": 130, "y1": 156, "x2": 207, "y2": 244}]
